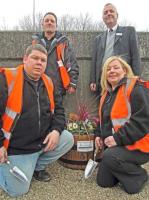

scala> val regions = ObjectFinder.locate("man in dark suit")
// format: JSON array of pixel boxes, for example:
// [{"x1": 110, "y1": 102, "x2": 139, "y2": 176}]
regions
[{"x1": 90, "y1": 3, "x2": 141, "y2": 92}]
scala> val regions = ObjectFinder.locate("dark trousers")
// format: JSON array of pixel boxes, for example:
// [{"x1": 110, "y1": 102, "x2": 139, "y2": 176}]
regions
[{"x1": 96, "y1": 146, "x2": 149, "y2": 194}]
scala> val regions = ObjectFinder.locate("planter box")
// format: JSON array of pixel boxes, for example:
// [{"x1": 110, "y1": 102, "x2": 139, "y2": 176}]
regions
[{"x1": 58, "y1": 134, "x2": 95, "y2": 170}]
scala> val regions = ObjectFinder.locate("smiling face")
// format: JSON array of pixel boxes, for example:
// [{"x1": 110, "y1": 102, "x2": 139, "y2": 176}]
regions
[
  {"x1": 102, "y1": 4, "x2": 118, "y2": 29},
  {"x1": 107, "y1": 60, "x2": 126, "y2": 89},
  {"x1": 23, "y1": 50, "x2": 47, "y2": 81}
]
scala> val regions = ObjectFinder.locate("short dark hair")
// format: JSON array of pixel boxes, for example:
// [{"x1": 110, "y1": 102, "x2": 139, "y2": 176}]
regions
[
  {"x1": 25, "y1": 44, "x2": 47, "y2": 56},
  {"x1": 43, "y1": 12, "x2": 57, "y2": 24}
]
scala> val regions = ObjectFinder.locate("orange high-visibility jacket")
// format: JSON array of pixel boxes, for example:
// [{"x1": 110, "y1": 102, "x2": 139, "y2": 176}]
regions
[
  {"x1": 56, "y1": 43, "x2": 70, "y2": 89},
  {"x1": 2, "y1": 64, "x2": 55, "y2": 149},
  {"x1": 99, "y1": 78, "x2": 149, "y2": 153}
]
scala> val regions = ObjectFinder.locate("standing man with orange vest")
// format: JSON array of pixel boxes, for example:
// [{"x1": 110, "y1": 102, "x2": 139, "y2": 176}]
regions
[
  {"x1": 0, "y1": 44, "x2": 74, "y2": 197},
  {"x1": 32, "y1": 12, "x2": 79, "y2": 95},
  {"x1": 95, "y1": 56, "x2": 149, "y2": 194}
]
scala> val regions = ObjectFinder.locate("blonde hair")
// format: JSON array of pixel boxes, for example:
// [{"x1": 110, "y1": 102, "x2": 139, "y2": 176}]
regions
[{"x1": 100, "y1": 56, "x2": 135, "y2": 95}]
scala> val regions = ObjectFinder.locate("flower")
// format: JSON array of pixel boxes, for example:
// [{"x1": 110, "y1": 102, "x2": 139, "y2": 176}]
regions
[{"x1": 67, "y1": 103, "x2": 99, "y2": 135}]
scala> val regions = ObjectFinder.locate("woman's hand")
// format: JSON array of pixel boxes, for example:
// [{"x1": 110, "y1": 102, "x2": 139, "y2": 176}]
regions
[
  {"x1": 95, "y1": 137, "x2": 103, "y2": 150},
  {"x1": 104, "y1": 136, "x2": 117, "y2": 147}
]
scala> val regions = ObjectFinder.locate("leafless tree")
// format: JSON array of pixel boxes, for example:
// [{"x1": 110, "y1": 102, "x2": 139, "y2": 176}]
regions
[
  {"x1": 74, "y1": 13, "x2": 93, "y2": 31},
  {"x1": 18, "y1": 12, "x2": 43, "y2": 31},
  {"x1": 58, "y1": 13, "x2": 105, "y2": 31},
  {"x1": 19, "y1": 15, "x2": 33, "y2": 31},
  {"x1": 17, "y1": 12, "x2": 106, "y2": 31},
  {"x1": 58, "y1": 14, "x2": 76, "y2": 31},
  {"x1": 0, "y1": 12, "x2": 141, "y2": 31},
  {"x1": 0, "y1": 17, "x2": 9, "y2": 30}
]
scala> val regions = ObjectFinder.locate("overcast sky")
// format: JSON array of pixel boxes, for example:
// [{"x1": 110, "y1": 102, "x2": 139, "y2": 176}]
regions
[{"x1": 0, "y1": 0, "x2": 149, "y2": 31}]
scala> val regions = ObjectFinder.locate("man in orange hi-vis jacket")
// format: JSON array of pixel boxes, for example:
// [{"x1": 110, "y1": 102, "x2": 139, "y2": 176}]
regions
[
  {"x1": 32, "y1": 12, "x2": 79, "y2": 95},
  {"x1": 0, "y1": 44, "x2": 74, "y2": 197}
]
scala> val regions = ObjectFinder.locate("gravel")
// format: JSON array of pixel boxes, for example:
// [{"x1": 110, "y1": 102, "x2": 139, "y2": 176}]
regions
[{"x1": 0, "y1": 162, "x2": 149, "y2": 200}]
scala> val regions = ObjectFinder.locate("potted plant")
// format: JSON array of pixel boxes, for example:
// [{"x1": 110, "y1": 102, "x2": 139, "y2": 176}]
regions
[{"x1": 59, "y1": 102, "x2": 99, "y2": 170}]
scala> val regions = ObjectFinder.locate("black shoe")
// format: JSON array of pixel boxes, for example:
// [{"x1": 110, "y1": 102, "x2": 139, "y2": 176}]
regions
[{"x1": 33, "y1": 170, "x2": 51, "y2": 182}]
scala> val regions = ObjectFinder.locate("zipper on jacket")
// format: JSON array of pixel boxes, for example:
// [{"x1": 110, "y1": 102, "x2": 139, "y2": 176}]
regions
[{"x1": 37, "y1": 91, "x2": 41, "y2": 132}]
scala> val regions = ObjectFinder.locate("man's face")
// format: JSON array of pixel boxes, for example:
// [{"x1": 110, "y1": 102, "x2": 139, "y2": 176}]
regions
[
  {"x1": 42, "y1": 14, "x2": 57, "y2": 33},
  {"x1": 23, "y1": 50, "x2": 47, "y2": 81},
  {"x1": 102, "y1": 4, "x2": 118, "y2": 28}
]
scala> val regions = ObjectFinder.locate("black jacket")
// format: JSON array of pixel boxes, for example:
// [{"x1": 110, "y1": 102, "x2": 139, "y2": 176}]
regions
[
  {"x1": 95, "y1": 78, "x2": 149, "y2": 146},
  {"x1": 32, "y1": 31, "x2": 79, "y2": 95},
  {"x1": 0, "y1": 71, "x2": 65, "y2": 155}
]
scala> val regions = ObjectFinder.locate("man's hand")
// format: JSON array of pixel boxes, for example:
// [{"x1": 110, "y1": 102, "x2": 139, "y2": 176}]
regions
[
  {"x1": 43, "y1": 130, "x2": 60, "y2": 152},
  {"x1": 104, "y1": 136, "x2": 117, "y2": 147},
  {"x1": 95, "y1": 137, "x2": 103, "y2": 150},
  {"x1": 0, "y1": 146, "x2": 7, "y2": 163},
  {"x1": 67, "y1": 86, "x2": 76, "y2": 94},
  {"x1": 90, "y1": 83, "x2": 96, "y2": 91}
]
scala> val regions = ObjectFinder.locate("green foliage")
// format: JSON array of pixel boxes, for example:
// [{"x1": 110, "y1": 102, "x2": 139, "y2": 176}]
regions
[{"x1": 67, "y1": 119, "x2": 97, "y2": 135}]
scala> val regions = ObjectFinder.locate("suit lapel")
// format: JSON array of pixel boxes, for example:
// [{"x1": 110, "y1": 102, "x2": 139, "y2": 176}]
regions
[
  {"x1": 114, "y1": 26, "x2": 123, "y2": 45},
  {"x1": 101, "y1": 31, "x2": 107, "y2": 49}
]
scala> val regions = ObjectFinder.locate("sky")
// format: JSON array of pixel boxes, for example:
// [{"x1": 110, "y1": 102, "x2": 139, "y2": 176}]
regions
[{"x1": 0, "y1": 0, "x2": 149, "y2": 31}]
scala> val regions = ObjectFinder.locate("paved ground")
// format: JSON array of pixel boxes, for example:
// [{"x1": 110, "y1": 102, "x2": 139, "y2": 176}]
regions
[{"x1": 0, "y1": 162, "x2": 149, "y2": 200}]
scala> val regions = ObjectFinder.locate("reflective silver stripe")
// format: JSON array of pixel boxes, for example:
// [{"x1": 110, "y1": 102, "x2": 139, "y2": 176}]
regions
[
  {"x1": 6, "y1": 68, "x2": 17, "y2": 95},
  {"x1": 124, "y1": 79, "x2": 132, "y2": 119},
  {"x1": 125, "y1": 79, "x2": 132, "y2": 119},
  {"x1": 8, "y1": 80, "x2": 15, "y2": 95},
  {"x1": 112, "y1": 118, "x2": 129, "y2": 126},
  {"x1": 5, "y1": 107, "x2": 17, "y2": 119},
  {"x1": 57, "y1": 60, "x2": 63, "y2": 67},
  {"x1": 70, "y1": 82, "x2": 76, "y2": 86},
  {"x1": 125, "y1": 98, "x2": 131, "y2": 119},
  {"x1": 2, "y1": 129, "x2": 11, "y2": 139},
  {"x1": 51, "y1": 109, "x2": 54, "y2": 114},
  {"x1": 112, "y1": 79, "x2": 132, "y2": 127},
  {"x1": 125, "y1": 78, "x2": 131, "y2": 90}
]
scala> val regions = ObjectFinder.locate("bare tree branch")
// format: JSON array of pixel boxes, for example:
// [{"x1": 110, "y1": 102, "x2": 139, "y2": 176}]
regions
[
  {"x1": 0, "y1": 12, "x2": 140, "y2": 31},
  {"x1": 18, "y1": 12, "x2": 43, "y2": 31}
]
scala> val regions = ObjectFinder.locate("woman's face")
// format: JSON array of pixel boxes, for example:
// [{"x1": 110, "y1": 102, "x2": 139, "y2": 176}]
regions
[{"x1": 107, "y1": 60, "x2": 126, "y2": 89}]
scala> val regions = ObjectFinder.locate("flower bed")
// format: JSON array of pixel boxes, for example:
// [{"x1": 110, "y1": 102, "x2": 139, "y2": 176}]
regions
[{"x1": 66, "y1": 103, "x2": 99, "y2": 135}]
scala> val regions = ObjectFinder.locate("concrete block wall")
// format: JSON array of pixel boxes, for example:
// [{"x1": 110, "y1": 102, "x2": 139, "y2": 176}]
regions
[{"x1": 0, "y1": 31, "x2": 149, "y2": 115}]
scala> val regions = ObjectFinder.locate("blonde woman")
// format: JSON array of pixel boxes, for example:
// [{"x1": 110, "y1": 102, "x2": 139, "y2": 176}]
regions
[{"x1": 95, "y1": 56, "x2": 149, "y2": 194}]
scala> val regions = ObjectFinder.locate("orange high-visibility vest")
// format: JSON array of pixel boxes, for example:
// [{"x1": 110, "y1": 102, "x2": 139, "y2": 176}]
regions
[
  {"x1": 56, "y1": 43, "x2": 70, "y2": 89},
  {"x1": 99, "y1": 78, "x2": 149, "y2": 153},
  {"x1": 2, "y1": 64, "x2": 55, "y2": 149}
]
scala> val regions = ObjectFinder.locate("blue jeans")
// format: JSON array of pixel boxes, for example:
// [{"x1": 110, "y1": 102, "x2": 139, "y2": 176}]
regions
[{"x1": 0, "y1": 130, "x2": 74, "y2": 197}]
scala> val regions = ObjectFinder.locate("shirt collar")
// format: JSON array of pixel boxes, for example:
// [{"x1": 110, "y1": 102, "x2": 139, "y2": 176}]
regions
[
  {"x1": 108, "y1": 24, "x2": 118, "y2": 32},
  {"x1": 107, "y1": 77, "x2": 127, "y2": 92}
]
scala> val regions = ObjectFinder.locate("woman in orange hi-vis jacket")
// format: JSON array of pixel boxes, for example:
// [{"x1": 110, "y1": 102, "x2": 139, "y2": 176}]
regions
[{"x1": 94, "y1": 56, "x2": 149, "y2": 194}]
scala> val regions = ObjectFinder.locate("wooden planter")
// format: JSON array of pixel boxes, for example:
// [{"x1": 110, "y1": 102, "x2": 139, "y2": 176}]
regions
[{"x1": 58, "y1": 134, "x2": 95, "y2": 170}]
